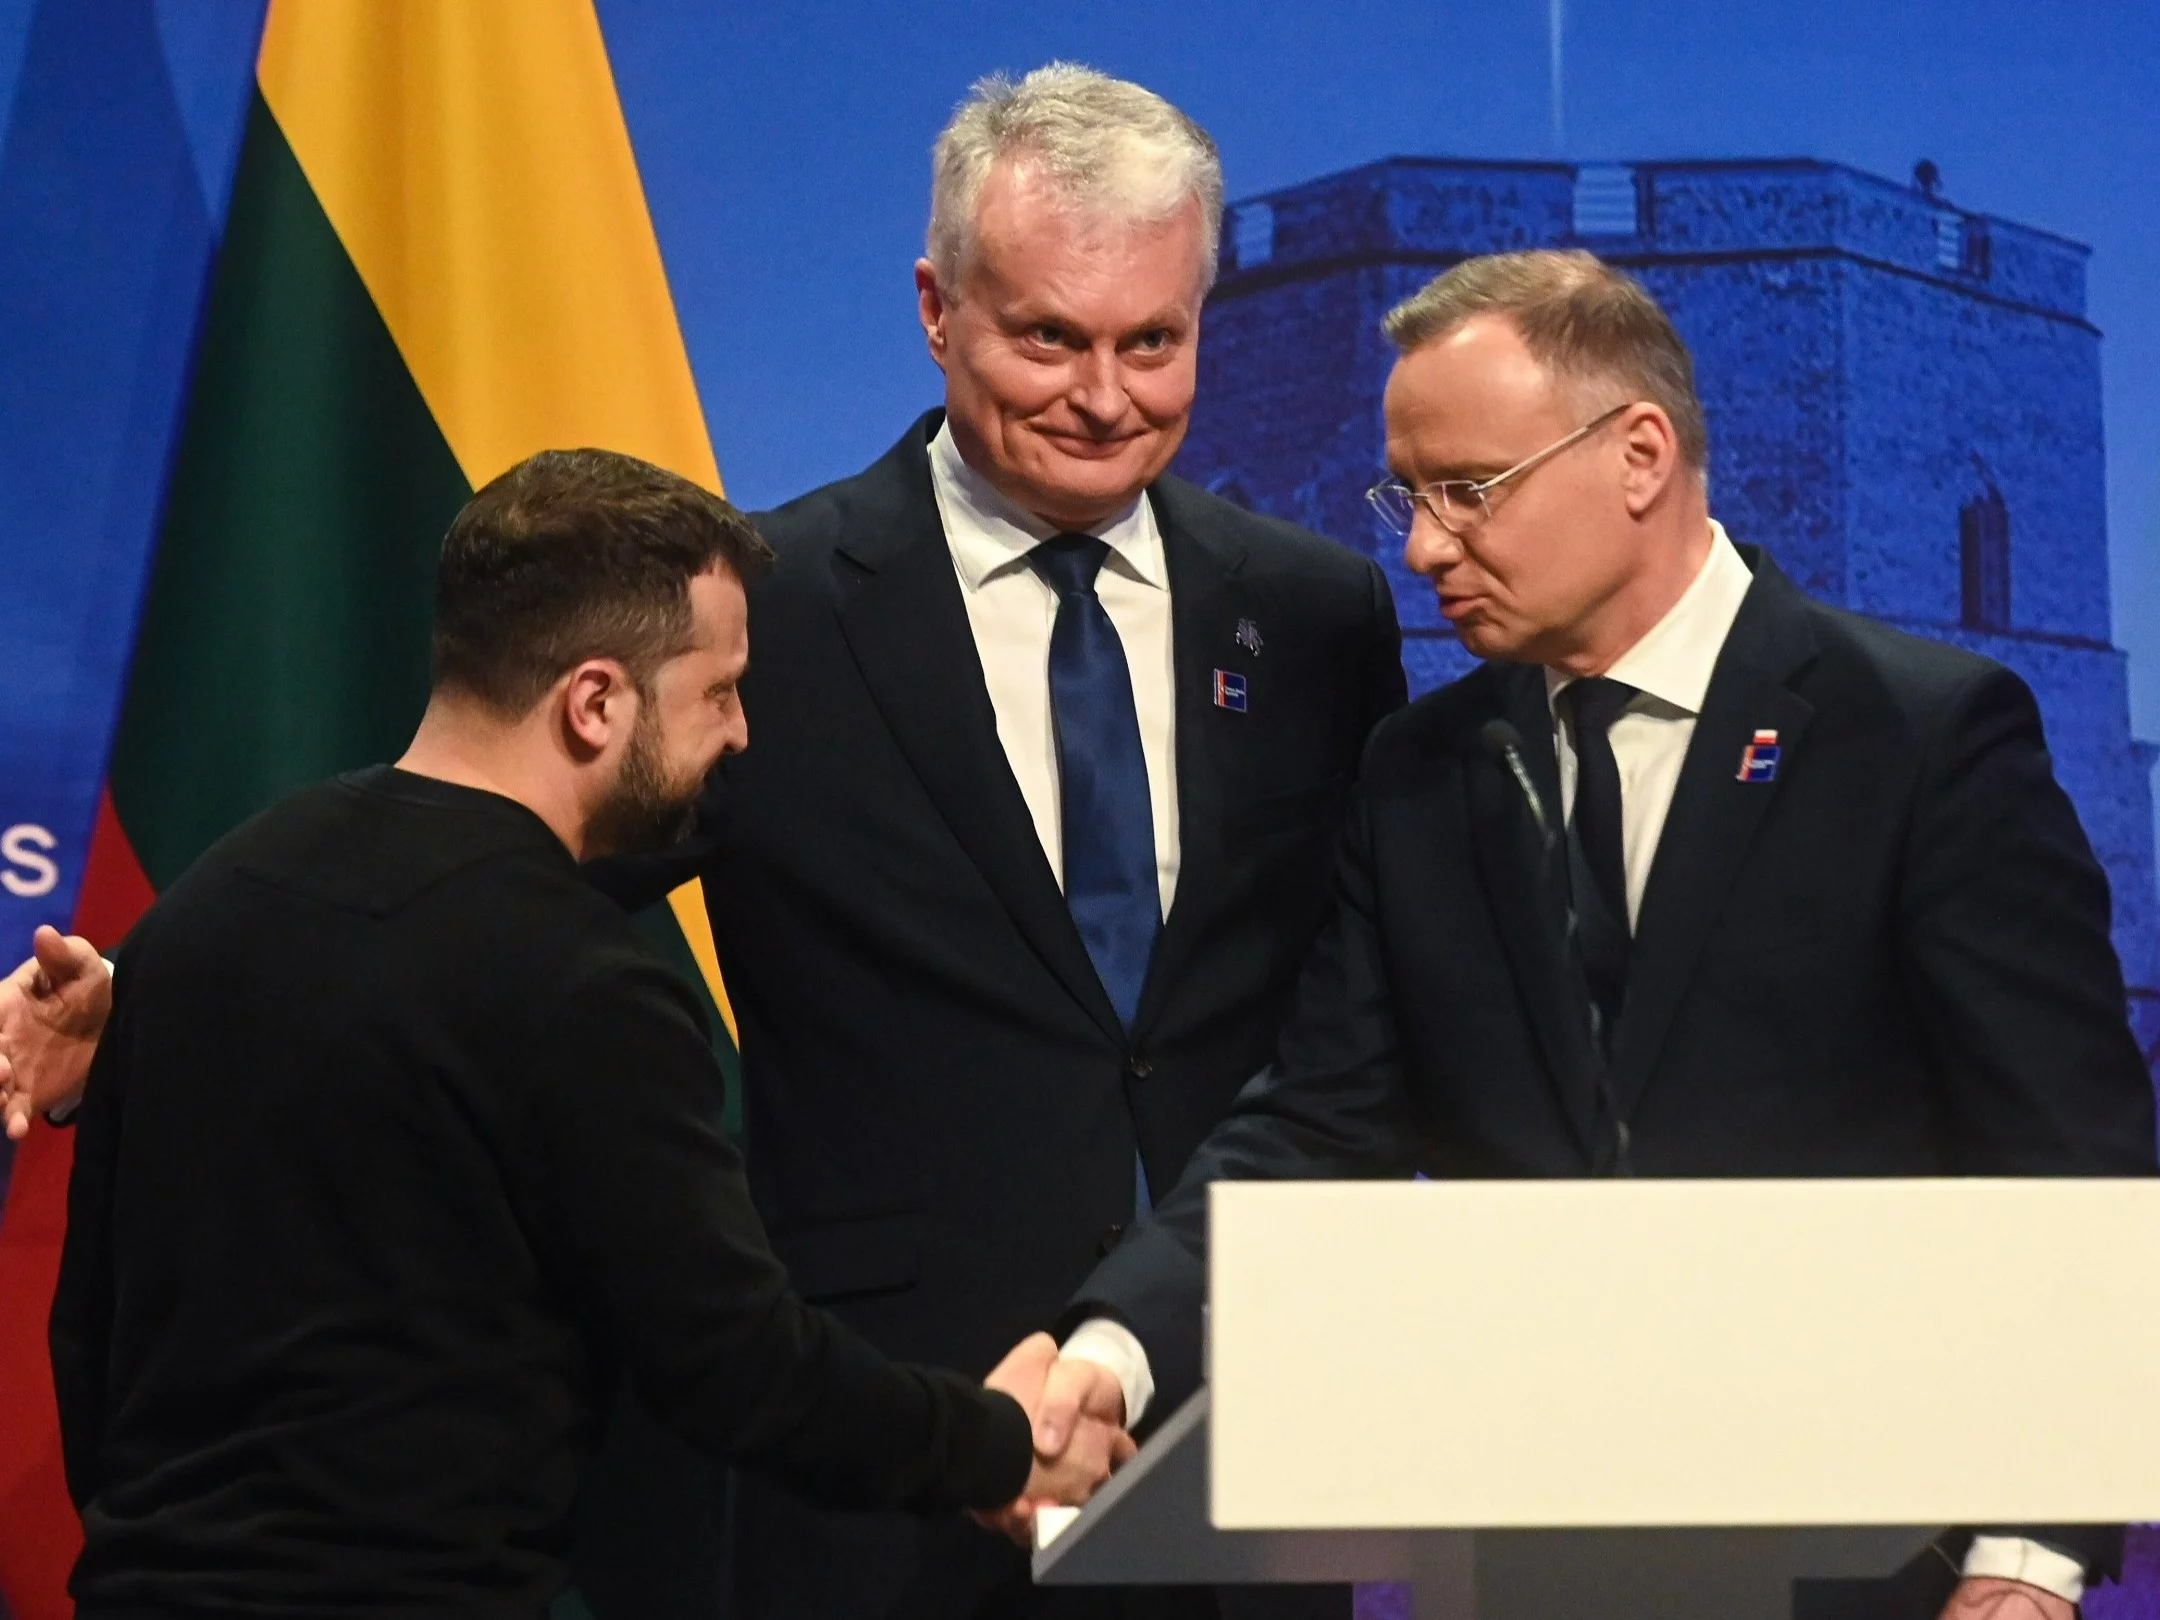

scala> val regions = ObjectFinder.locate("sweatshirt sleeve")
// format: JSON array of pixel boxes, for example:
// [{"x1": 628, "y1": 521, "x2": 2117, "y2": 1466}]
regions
[{"x1": 516, "y1": 960, "x2": 1032, "y2": 1514}]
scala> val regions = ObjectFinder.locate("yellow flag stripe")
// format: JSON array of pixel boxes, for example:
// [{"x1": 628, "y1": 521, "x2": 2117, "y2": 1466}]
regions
[
  {"x1": 666, "y1": 879, "x2": 740, "y2": 1046},
  {"x1": 255, "y1": 0, "x2": 736, "y2": 1031},
  {"x1": 255, "y1": 0, "x2": 721, "y2": 494}
]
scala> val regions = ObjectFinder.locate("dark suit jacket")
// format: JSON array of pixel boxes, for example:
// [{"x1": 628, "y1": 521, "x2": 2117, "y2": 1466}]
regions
[
  {"x1": 1074, "y1": 547, "x2": 2155, "y2": 1578},
  {"x1": 599, "y1": 413, "x2": 1403, "y2": 1618}
]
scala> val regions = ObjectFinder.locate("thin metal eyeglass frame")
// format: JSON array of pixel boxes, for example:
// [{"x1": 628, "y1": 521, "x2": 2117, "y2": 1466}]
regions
[{"x1": 1366, "y1": 401, "x2": 1636, "y2": 537}]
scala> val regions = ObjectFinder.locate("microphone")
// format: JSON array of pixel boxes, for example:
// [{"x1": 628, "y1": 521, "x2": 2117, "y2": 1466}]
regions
[
  {"x1": 1477, "y1": 718, "x2": 1634, "y2": 1176},
  {"x1": 1478, "y1": 720, "x2": 1554, "y2": 852}
]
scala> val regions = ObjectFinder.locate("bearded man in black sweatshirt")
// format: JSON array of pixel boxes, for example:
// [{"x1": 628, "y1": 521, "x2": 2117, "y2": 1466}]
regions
[{"x1": 47, "y1": 449, "x2": 1124, "y2": 1620}]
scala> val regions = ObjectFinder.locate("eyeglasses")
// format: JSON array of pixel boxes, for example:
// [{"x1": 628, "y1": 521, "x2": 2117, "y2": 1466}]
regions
[{"x1": 1365, "y1": 402, "x2": 1635, "y2": 538}]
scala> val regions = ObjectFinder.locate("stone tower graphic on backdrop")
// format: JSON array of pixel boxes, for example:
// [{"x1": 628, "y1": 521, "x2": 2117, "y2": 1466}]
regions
[{"x1": 1176, "y1": 157, "x2": 2160, "y2": 1062}]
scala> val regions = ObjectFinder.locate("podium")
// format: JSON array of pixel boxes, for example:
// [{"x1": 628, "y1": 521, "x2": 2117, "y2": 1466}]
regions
[{"x1": 1034, "y1": 1179, "x2": 2160, "y2": 1619}]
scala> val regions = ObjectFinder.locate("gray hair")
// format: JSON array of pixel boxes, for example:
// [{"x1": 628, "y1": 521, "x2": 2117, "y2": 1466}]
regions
[
  {"x1": 927, "y1": 63, "x2": 1224, "y2": 296},
  {"x1": 1384, "y1": 249, "x2": 1709, "y2": 469}
]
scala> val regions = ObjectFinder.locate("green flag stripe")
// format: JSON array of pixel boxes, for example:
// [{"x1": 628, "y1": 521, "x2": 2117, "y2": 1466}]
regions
[
  {"x1": 111, "y1": 88, "x2": 469, "y2": 886},
  {"x1": 108, "y1": 88, "x2": 743, "y2": 1092}
]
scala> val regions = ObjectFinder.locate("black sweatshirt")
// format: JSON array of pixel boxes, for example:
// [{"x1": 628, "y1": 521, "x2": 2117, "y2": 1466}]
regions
[{"x1": 51, "y1": 767, "x2": 1032, "y2": 1619}]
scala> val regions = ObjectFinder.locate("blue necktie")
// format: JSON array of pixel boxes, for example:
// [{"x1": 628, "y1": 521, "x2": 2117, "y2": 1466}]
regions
[{"x1": 1030, "y1": 534, "x2": 1161, "y2": 1030}]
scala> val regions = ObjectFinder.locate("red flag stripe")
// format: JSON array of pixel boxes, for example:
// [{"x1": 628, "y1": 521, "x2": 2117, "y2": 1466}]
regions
[
  {"x1": 0, "y1": 1125, "x2": 78, "y2": 1620},
  {"x1": 69, "y1": 788, "x2": 158, "y2": 955},
  {"x1": 0, "y1": 785, "x2": 157, "y2": 1619}
]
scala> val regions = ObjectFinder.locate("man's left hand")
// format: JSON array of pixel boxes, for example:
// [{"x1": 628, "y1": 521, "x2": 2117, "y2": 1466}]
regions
[{"x1": 1939, "y1": 1577, "x2": 2077, "y2": 1620}]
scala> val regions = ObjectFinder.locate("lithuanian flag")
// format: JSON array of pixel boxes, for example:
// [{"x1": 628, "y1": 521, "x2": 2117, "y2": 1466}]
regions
[{"x1": 0, "y1": 7, "x2": 736, "y2": 1615}]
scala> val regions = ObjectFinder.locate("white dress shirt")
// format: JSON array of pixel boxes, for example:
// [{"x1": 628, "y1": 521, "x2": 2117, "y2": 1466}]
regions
[
  {"x1": 928, "y1": 424, "x2": 1167, "y2": 1426},
  {"x1": 1546, "y1": 521, "x2": 1753, "y2": 925},
  {"x1": 927, "y1": 422, "x2": 1179, "y2": 918},
  {"x1": 1057, "y1": 521, "x2": 2082, "y2": 1601}
]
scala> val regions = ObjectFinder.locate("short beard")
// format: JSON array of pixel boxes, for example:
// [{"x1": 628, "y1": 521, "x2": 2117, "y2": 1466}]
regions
[{"x1": 585, "y1": 704, "x2": 706, "y2": 857}]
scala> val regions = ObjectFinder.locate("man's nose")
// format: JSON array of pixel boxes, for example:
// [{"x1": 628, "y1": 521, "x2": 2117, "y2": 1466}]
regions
[
  {"x1": 1067, "y1": 346, "x2": 1130, "y2": 425},
  {"x1": 1402, "y1": 508, "x2": 1463, "y2": 578},
  {"x1": 722, "y1": 710, "x2": 750, "y2": 758}
]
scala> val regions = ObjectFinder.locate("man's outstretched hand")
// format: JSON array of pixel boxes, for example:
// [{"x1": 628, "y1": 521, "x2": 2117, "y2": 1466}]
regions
[
  {"x1": 0, "y1": 926, "x2": 111, "y2": 1140},
  {"x1": 974, "y1": 1333, "x2": 1135, "y2": 1546}
]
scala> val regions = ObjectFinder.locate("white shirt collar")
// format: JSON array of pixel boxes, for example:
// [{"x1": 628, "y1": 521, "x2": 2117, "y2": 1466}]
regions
[
  {"x1": 928, "y1": 418, "x2": 1166, "y2": 594},
  {"x1": 1545, "y1": 521, "x2": 1754, "y2": 716}
]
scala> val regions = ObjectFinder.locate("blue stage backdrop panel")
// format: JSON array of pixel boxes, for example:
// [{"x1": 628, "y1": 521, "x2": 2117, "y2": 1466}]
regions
[
  {"x1": 0, "y1": 5, "x2": 2154, "y2": 1607},
  {"x1": 0, "y1": 0, "x2": 261, "y2": 954}
]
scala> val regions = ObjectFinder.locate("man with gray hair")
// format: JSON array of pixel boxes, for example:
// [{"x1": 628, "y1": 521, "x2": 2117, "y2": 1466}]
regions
[
  {"x1": 1053, "y1": 248, "x2": 2156, "y2": 1620},
  {"x1": 598, "y1": 61, "x2": 1400, "y2": 1620}
]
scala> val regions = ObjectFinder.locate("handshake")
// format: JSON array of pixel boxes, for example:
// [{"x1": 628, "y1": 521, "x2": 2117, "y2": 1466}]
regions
[{"x1": 977, "y1": 1333, "x2": 1136, "y2": 1544}]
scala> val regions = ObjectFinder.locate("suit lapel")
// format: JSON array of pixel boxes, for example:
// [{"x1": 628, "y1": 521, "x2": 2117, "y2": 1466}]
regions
[
  {"x1": 1608, "y1": 553, "x2": 1819, "y2": 1119},
  {"x1": 1129, "y1": 489, "x2": 1247, "y2": 1036},
  {"x1": 829, "y1": 424, "x2": 1124, "y2": 1044},
  {"x1": 1466, "y1": 664, "x2": 1602, "y2": 1152}
]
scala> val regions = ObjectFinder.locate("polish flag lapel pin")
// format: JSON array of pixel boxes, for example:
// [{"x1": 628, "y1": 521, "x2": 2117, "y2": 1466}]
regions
[{"x1": 1736, "y1": 728, "x2": 1781, "y2": 783}]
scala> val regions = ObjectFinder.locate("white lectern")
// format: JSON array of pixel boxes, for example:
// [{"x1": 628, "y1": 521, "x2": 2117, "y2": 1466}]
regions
[{"x1": 1035, "y1": 1180, "x2": 2160, "y2": 1619}]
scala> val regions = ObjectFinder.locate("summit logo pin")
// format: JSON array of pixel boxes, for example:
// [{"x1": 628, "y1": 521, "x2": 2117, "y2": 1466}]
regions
[
  {"x1": 1736, "y1": 729, "x2": 1781, "y2": 783},
  {"x1": 1234, "y1": 617, "x2": 1264, "y2": 656}
]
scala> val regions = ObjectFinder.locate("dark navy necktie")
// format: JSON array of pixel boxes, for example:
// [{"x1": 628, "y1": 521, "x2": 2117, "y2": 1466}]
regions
[
  {"x1": 1561, "y1": 676, "x2": 1637, "y2": 1060},
  {"x1": 1029, "y1": 533, "x2": 1160, "y2": 1030}
]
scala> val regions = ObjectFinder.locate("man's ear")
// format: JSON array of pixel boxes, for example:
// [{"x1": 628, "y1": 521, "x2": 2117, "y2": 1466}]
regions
[
  {"x1": 1618, "y1": 402, "x2": 1682, "y2": 517},
  {"x1": 915, "y1": 259, "x2": 951, "y2": 369},
  {"x1": 560, "y1": 660, "x2": 632, "y2": 762}
]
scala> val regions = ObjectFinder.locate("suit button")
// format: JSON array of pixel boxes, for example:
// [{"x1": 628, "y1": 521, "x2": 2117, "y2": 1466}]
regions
[
  {"x1": 1098, "y1": 1222, "x2": 1128, "y2": 1257},
  {"x1": 1125, "y1": 1056, "x2": 1154, "y2": 1081}
]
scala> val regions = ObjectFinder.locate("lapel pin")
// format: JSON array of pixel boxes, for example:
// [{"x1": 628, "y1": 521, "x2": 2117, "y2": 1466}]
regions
[
  {"x1": 1212, "y1": 669, "x2": 1249, "y2": 713},
  {"x1": 1736, "y1": 728, "x2": 1781, "y2": 783},
  {"x1": 1234, "y1": 617, "x2": 1264, "y2": 656}
]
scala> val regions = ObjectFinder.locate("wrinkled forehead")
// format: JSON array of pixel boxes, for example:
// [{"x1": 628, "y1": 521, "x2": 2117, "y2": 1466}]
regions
[
  {"x1": 967, "y1": 160, "x2": 1208, "y2": 299},
  {"x1": 1382, "y1": 324, "x2": 1584, "y2": 473},
  {"x1": 1386, "y1": 321, "x2": 1543, "y2": 409}
]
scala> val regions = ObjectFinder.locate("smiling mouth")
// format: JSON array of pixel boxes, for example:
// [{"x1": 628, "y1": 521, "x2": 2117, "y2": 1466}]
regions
[{"x1": 1039, "y1": 429, "x2": 1143, "y2": 460}]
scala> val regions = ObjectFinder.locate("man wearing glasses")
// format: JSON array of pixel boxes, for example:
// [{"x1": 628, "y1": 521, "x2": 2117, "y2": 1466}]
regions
[{"x1": 1050, "y1": 249, "x2": 2156, "y2": 1620}]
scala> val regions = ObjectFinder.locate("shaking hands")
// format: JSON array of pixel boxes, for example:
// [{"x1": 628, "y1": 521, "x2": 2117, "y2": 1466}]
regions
[{"x1": 976, "y1": 1332, "x2": 1136, "y2": 1545}]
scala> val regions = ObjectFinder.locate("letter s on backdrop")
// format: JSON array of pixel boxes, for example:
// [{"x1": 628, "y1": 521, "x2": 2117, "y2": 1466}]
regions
[{"x1": 1, "y1": 824, "x2": 60, "y2": 898}]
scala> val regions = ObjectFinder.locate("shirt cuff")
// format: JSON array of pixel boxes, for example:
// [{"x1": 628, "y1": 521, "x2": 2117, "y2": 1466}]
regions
[
  {"x1": 1962, "y1": 1535, "x2": 2086, "y2": 1604},
  {"x1": 1059, "y1": 1316, "x2": 1155, "y2": 1430}
]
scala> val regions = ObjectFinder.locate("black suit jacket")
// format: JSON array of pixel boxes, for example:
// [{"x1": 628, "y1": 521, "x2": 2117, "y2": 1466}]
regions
[
  {"x1": 1075, "y1": 548, "x2": 2155, "y2": 1574},
  {"x1": 601, "y1": 414, "x2": 1402, "y2": 1618}
]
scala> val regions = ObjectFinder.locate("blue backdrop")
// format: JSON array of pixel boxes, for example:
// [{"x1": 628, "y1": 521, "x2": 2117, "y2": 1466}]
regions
[
  {"x1": 1, "y1": 0, "x2": 2153, "y2": 952},
  {"x1": 0, "y1": 0, "x2": 2156, "y2": 1611}
]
